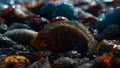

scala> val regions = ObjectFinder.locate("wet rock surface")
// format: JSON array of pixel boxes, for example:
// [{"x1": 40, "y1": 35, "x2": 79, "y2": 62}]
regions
[{"x1": 0, "y1": 0, "x2": 120, "y2": 68}]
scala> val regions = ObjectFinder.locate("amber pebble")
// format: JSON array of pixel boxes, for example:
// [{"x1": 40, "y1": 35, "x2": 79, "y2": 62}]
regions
[{"x1": 4, "y1": 55, "x2": 30, "y2": 68}]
